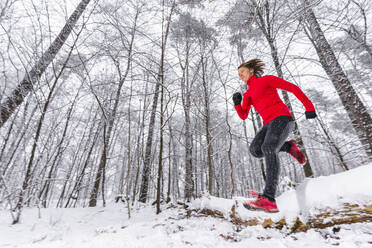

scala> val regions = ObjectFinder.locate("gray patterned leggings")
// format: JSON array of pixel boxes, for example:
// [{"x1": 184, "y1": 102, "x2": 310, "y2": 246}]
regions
[{"x1": 249, "y1": 116, "x2": 294, "y2": 200}]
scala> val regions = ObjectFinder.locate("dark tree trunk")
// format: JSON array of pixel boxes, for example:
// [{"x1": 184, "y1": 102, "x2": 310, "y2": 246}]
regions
[
  {"x1": 0, "y1": 0, "x2": 92, "y2": 128},
  {"x1": 201, "y1": 57, "x2": 213, "y2": 195},
  {"x1": 139, "y1": 0, "x2": 176, "y2": 203}
]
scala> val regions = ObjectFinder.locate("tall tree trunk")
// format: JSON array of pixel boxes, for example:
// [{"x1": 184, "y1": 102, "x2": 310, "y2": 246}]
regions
[
  {"x1": 89, "y1": 122, "x2": 108, "y2": 207},
  {"x1": 139, "y1": 0, "x2": 176, "y2": 203},
  {"x1": 0, "y1": 0, "x2": 92, "y2": 128},
  {"x1": 157, "y1": 18, "x2": 167, "y2": 211},
  {"x1": 132, "y1": 80, "x2": 148, "y2": 205},
  {"x1": 201, "y1": 57, "x2": 214, "y2": 195},
  {"x1": 166, "y1": 123, "x2": 173, "y2": 203},
  {"x1": 171, "y1": 125, "x2": 180, "y2": 199},
  {"x1": 303, "y1": 1, "x2": 372, "y2": 159},
  {"x1": 193, "y1": 135, "x2": 199, "y2": 197},
  {"x1": 156, "y1": 78, "x2": 165, "y2": 214},
  {"x1": 183, "y1": 46, "x2": 194, "y2": 202},
  {"x1": 124, "y1": 80, "x2": 133, "y2": 218}
]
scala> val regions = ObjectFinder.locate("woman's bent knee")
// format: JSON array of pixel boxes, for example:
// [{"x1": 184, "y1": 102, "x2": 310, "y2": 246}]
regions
[
  {"x1": 261, "y1": 143, "x2": 277, "y2": 156},
  {"x1": 249, "y1": 144, "x2": 263, "y2": 158}
]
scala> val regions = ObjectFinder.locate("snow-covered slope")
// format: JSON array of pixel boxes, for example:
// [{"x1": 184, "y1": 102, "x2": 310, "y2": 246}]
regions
[
  {"x1": 0, "y1": 163, "x2": 371, "y2": 248},
  {"x1": 191, "y1": 162, "x2": 372, "y2": 224}
]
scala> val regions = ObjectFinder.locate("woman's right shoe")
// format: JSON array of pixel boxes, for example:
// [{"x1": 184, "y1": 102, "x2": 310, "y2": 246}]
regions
[{"x1": 288, "y1": 140, "x2": 306, "y2": 165}]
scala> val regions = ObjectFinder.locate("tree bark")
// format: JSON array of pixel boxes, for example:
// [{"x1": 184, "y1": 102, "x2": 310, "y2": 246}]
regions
[
  {"x1": 156, "y1": 77, "x2": 165, "y2": 214},
  {"x1": 0, "y1": 0, "x2": 92, "y2": 128},
  {"x1": 303, "y1": 1, "x2": 372, "y2": 159},
  {"x1": 182, "y1": 45, "x2": 194, "y2": 202}
]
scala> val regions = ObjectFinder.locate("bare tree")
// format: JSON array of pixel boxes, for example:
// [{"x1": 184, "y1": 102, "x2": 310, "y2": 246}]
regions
[
  {"x1": 13, "y1": 30, "x2": 82, "y2": 223},
  {"x1": 171, "y1": 12, "x2": 204, "y2": 201},
  {"x1": 0, "y1": 0, "x2": 92, "y2": 128},
  {"x1": 301, "y1": 0, "x2": 372, "y2": 159},
  {"x1": 139, "y1": 0, "x2": 176, "y2": 203},
  {"x1": 88, "y1": 2, "x2": 140, "y2": 207}
]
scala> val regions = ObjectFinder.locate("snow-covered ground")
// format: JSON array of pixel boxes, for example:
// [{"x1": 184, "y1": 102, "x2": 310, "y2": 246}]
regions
[{"x1": 1, "y1": 163, "x2": 371, "y2": 248}]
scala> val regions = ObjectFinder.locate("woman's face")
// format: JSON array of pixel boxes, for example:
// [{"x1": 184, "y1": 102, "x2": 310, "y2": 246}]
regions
[{"x1": 238, "y1": 67, "x2": 254, "y2": 82}]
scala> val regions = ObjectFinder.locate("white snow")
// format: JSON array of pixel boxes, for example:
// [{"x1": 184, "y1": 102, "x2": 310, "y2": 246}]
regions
[{"x1": 1, "y1": 163, "x2": 371, "y2": 248}]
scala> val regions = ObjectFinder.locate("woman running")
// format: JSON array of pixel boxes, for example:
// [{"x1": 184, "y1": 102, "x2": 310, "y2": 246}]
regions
[{"x1": 233, "y1": 59, "x2": 316, "y2": 212}]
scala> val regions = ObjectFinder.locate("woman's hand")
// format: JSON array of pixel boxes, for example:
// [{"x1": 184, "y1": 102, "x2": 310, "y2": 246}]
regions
[
  {"x1": 233, "y1": 92, "x2": 242, "y2": 105},
  {"x1": 305, "y1": 111, "x2": 317, "y2": 119}
]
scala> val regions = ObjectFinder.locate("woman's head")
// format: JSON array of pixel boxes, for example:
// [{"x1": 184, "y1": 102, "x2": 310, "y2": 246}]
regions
[{"x1": 238, "y1": 59, "x2": 265, "y2": 82}]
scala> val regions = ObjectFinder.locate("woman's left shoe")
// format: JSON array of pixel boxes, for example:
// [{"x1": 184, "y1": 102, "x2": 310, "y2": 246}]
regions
[{"x1": 243, "y1": 190, "x2": 279, "y2": 213}]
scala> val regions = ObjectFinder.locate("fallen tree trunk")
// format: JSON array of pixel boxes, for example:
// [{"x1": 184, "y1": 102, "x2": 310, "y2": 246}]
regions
[
  {"x1": 186, "y1": 200, "x2": 372, "y2": 233},
  {"x1": 230, "y1": 201, "x2": 372, "y2": 233}
]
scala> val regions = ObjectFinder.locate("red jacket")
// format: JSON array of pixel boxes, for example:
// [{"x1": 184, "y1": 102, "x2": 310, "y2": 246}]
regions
[{"x1": 234, "y1": 75, "x2": 315, "y2": 125}]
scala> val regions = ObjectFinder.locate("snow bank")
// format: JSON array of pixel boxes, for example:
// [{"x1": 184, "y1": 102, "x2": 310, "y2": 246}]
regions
[{"x1": 190, "y1": 163, "x2": 372, "y2": 224}]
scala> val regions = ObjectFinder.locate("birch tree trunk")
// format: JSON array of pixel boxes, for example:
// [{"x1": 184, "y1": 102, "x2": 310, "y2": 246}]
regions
[{"x1": 302, "y1": 1, "x2": 372, "y2": 159}]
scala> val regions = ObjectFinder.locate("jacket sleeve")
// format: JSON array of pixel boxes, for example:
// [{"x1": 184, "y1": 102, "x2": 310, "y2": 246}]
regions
[
  {"x1": 265, "y1": 75, "x2": 315, "y2": 111},
  {"x1": 234, "y1": 93, "x2": 252, "y2": 120}
]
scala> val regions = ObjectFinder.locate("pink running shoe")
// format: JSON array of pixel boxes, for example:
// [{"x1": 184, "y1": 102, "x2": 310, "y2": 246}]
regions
[
  {"x1": 288, "y1": 140, "x2": 306, "y2": 165},
  {"x1": 243, "y1": 190, "x2": 279, "y2": 213}
]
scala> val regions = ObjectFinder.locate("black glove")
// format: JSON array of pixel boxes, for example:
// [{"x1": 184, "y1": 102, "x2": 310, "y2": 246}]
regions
[
  {"x1": 305, "y1": 111, "x2": 317, "y2": 119},
  {"x1": 233, "y1": 92, "x2": 242, "y2": 105}
]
